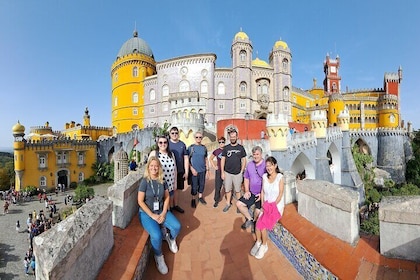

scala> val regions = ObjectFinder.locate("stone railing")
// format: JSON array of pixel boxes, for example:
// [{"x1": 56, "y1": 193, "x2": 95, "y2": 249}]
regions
[
  {"x1": 379, "y1": 196, "x2": 420, "y2": 262},
  {"x1": 108, "y1": 169, "x2": 143, "y2": 229},
  {"x1": 33, "y1": 197, "x2": 113, "y2": 279},
  {"x1": 297, "y1": 179, "x2": 360, "y2": 245}
]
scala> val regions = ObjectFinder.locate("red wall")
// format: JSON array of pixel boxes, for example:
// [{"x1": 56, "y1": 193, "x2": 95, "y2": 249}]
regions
[{"x1": 217, "y1": 119, "x2": 267, "y2": 140}]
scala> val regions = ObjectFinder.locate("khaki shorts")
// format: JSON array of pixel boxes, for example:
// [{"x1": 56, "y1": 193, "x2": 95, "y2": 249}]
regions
[{"x1": 224, "y1": 172, "x2": 243, "y2": 193}]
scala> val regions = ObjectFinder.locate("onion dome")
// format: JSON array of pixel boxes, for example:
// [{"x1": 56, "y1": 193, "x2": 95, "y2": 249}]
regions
[
  {"x1": 274, "y1": 40, "x2": 289, "y2": 50},
  {"x1": 234, "y1": 30, "x2": 249, "y2": 40},
  {"x1": 12, "y1": 121, "x2": 25, "y2": 135},
  {"x1": 252, "y1": 57, "x2": 271, "y2": 68}
]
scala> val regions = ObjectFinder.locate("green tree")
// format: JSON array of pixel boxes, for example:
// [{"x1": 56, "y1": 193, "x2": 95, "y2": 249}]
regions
[{"x1": 74, "y1": 184, "x2": 95, "y2": 202}]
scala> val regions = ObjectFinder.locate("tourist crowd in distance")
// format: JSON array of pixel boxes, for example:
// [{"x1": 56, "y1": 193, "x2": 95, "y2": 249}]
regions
[
  {"x1": 2, "y1": 185, "x2": 65, "y2": 276},
  {"x1": 137, "y1": 126, "x2": 286, "y2": 274}
]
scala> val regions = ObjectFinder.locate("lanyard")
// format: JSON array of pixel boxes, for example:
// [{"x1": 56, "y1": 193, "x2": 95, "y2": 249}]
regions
[{"x1": 149, "y1": 180, "x2": 160, "y2": 198}]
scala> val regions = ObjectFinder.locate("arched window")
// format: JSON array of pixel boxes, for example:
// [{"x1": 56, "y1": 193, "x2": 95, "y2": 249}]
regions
[
  {"x1": 40, "y1": 176, "x2": 46, "y2": 187},
  {"x1": 282, "y1": 58, "x2": 289, "y2": 72},
  {"x1": 114, "y1": 97, "x2": 118, "y2": 106},
  {"x1": 132, "y1": 66, "x2": 138, "y2": 77},
  {"x1": 114, "y1": 73, "x2": 118, "y2": 82},
  {"x1": 240, "y1": 50, "x2": 246, "y2": 62},
  {"x1": 283, "y1": 87, "x2": 289, "y2": 98},
  {"x1": 132, "y1": 92, "x2": 138, "y2": 103},
  {"x1": 78, "y1": 152, "x2": 84, "y2": 165},
  {"x1": 240, "y1": 82, "x2": 247, "y2": 92},
  {"x1": 78, "y1": 172, "x2": 84, "y2": 182},
  {"x1": 200, "y1": 80, "x2": 208, "y2": 93},
  {"x1": 162, "y1": 85, "x2": 169, "y2": 97},
  {"x1": 332, "y1": 82, "x2": 337, "y2": 91},
  {"x1": 257, "y1": 85, "x2": 261, "y2": 95},
  {"x1": 218, "y1": 82, "x2": 225, "y2": 95},
  {"x1": 149, "y1": 89, "x2": 156, "y2": 100},
  {"x1": 179, "y1": 80, "x2": 190, "y2": 92},
  {"x1": 262, "y1": 84, "x2": 268, "y2": 94},
  {"x1": 133, "y1": 108, "x2": 138, "y2": 115}
]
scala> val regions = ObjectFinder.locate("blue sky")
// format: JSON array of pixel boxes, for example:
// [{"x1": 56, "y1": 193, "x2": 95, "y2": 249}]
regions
[{"x1": 1, "y1": 0, "x2": 419, "y2": 150}]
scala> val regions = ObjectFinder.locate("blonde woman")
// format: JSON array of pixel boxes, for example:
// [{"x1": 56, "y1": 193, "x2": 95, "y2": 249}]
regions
[{"x1": 138, "y1": 157, "x2": 181, "y2": 274}]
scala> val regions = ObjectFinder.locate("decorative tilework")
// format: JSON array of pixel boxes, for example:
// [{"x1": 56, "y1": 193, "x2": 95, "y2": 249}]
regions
[{"x1": 269, "y1": 223, "x2": 338, "y2": 280}]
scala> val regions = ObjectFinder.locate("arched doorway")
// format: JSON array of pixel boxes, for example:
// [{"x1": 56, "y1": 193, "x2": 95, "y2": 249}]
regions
[{"x1": 57, "y1": 169, "x2": 69, "y2": 188}]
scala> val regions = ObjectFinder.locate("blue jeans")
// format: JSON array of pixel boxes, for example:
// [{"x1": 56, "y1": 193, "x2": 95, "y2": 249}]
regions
[
  {"x1": 191, "y1": 171, "x2": 206, "y2": 196},
  {"x1": 138, "y1": 210, "x2": 181, "y2": 256}
]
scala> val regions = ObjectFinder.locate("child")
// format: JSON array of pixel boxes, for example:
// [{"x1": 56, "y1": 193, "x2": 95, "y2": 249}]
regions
[{"x1": 16, "y1": 220, "x2": 20, "y2": 232}]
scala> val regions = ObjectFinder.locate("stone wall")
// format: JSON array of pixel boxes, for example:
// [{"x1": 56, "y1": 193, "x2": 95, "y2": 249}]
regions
[
  {"x1": 379, "y1": 196, "x2": 420, "y2": 262},
  {"x1": 33, "y1": 197, "x2": 113, "y2": 280},
  {"x1": 108, "y1": 169, "x2": 143, "y2": 229},
  {"x1": 297, "y1": 179, "x2": 360, "y2": 245}
]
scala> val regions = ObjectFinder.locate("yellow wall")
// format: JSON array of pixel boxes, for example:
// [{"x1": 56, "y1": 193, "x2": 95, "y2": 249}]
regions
[{"x1": 111, "y1": 53, "x2": 156, "y2": 133}]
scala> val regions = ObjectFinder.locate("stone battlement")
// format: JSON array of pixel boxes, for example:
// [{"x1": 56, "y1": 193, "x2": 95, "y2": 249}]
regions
[{"x1": 266, "y1": 113, "x2": 288, "y2": 126}]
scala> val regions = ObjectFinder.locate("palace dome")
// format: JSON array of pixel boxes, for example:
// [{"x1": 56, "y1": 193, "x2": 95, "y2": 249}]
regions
[
  {"x1": 12, "y1": 121, "x2": 25, "y2": 134},
  {"x1": 252, "y1": 57, "x2": 271, "y2": 68},
  {"x1": 117, "y1": 30, "x2": 154, "y2": 58},
  {"x1": 234, "y1": 30, "x2": 249, "y2": 40},
  {"x1": 274, "y1": 40, "x2": 289, "y2": 50}
]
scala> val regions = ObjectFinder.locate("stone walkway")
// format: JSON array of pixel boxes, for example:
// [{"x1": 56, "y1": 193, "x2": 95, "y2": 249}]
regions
[{"x1": 0, "y1": 183, "x2": 111, "y2": 280}]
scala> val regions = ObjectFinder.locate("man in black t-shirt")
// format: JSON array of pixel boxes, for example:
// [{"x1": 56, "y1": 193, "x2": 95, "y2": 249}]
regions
[{"x1": 220, "y1": 128, "x2": 246, "y2": 212}]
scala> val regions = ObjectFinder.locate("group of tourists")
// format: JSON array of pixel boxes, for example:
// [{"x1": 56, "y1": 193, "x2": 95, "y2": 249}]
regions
[{"x1": 137, "y1": 126, "x2": 285, "y2": 274}]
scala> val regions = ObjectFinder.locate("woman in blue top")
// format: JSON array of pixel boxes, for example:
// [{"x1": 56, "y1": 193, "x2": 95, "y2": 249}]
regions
[{"x1": 138, "y1": 156, "x2": 181, "y2": 275}]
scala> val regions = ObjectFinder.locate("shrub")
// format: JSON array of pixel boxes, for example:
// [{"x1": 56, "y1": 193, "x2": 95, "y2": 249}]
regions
[{"x1": 74, "y1": 184, "x2": 95, "y2": 202}]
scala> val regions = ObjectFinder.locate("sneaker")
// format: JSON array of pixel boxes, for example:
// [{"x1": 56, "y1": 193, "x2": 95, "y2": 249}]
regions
[
  {"x1": 165, "y1": 233, "x2": 178, "y2": 253},
  {"x1": 222, "y1": 204, "x2": 231, "y2": 212},
  {"x1": 250, "y1": 241, "x2": 262, "y2": 256},
  {"x1": 198, "y1": 197, "x2": 207, "y2": 205},
  {"x1": 172, "y1": 205, "x2": 184, "y2": 213},
  {"x1": 191, "y1": 199, "x2": 196, "y2": 208},
  {"x1": 213, "y1": 202, "x2": 218, "y2": 208},
  {"x1": 255, "y1": 243, "x2": 268, "y2": 259},
  {"x1": 154, "y1": 254, "x2": 168, "y2": 274},
  {"x1": 241, "y1": 219, "x2": 254, "y2": 229}
]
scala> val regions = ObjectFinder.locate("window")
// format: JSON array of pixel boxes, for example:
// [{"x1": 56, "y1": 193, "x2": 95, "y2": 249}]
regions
[
  {"x1": 218, "y1": 103, "x2": 225, "y2": 110},
  {"x1": 39, "y1": 156, "x2": 46, "y2": 168},
  {"x1": 149, "y1": 89, "x2": 156, "y2": 100},
  {"x1": 57, "y1": 151, "x2": 68, "y2": 164},
  {"x1": 162, "y1": 85, "x2": 169, "y2": 97},
  {"x1": 179, "y1": 80, "x2": 190, "y2": 92},
  {"x1": 283, "y1": 87, "x2": 289, "y2": 98},
  {"x1": 200, "y1": 81, "x2": 208, "y2": 93},
  {"x1": 332, "y1": 82, "x2": 337, "y2": 91},
  {"x1": 262, "y1": 84, "x2": 268, "y2": 94},
  {"x1": 240, "y1": 82, "x2": 247, "y2": 92},
  {"x1": 240, "y1": 102, "x2": 246, "y2": 109},
  {"x1": 132, "y1": 66, "x2": 138, "y2": 77},
  {"x1": 114, "y1": 97, "x2": 118, "y2": 106},
  {"x1": 218, "y1": 82, "x2": 225, "y2": 95},
  {"x1": 306, "y1": 101, "x2": 310, "y2": 108},
  {"x1": 40, "y1": 176, "x2": 46, "y2": 187},
  {"x1": 114, "y1": 73, "x2": 118, "y2": 82},
  {"x1": 132, "y1": 92, "x2": 138, "y2": 103},
  {"x1": 78, "y1": 152, "x2": 84, "y2": 165},
  {"x1": 78, "y1": 172, "x2": 84, "y2": 182},
  {"x1": 133, "y1": 108, "x2": 138, "y2": 115},
  {"x1": 293, "y1": 96, "x2": 297, "y2": 103},
  {"x1": 150, "y1": 107, "x2": 155, "y2": 113},
  {"x1": 240, "y1": 50, "x2": 246, "y2": 62},
  {"x1": 257, "y1": 85, "x2": 261, "y2": 95},
  {"x1": 282, "y1": 58, "x2": 289, "y2": 72}
]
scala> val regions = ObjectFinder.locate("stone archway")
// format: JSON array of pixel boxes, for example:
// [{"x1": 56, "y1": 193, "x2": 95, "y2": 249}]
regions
[{"x1": 57, "y1": 169, "x2": 69, "y2": 188}]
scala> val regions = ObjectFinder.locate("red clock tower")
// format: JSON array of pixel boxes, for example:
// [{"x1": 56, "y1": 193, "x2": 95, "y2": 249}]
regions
[{"x1": 323, "y1": 53, "x2": 341, "y2": 95}]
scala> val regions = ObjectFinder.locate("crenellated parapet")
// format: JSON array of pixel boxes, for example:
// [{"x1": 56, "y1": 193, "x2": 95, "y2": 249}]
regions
[
  {"x1": 326, "y1": 127, "x2": 343, "y2": 142},
  {"x1": 311, "y1": 110, "x2": 327, "y2": 138},
  {"x1": 24, "y1": 138, "x2": 97, "y2": 150},
  {"x1": 266, "y1": 113, "x2": 289, "y2": 151},
  {"x1": 350, "y1": 128, "x2": 378, "y2": 138},
  {"x1": 377, "y1": 127, "x2": 409, "y2": 137},
  {"x1": 171, "y1": 112, "x2": 205, "y2": 144},
  {"x1": 287, "y1": 131, "x2": 317, "y2": 153}
]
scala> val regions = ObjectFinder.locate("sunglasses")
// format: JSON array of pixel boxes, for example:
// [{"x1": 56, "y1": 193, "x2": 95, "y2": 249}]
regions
[
  {"x1": 158, "y1": 141, "x2": 167, "y2": 144},
  {"x1": 195, "y1": 136, "x2": 203, "y2": 139},
  {"x1": 219, "y1": 141, "x2": 225, "y2": 144},
  {"x1": 171, "y1": 132, "x2": 178, "y2": 135}
]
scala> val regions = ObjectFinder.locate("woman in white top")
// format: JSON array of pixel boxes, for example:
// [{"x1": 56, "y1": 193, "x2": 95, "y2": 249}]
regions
[
  {"x1": 251, "y1": 156, "x2": 285, "y2": 260},
  {"x1": 149, "y1": 136, "x2": 177, "y2": 208}
]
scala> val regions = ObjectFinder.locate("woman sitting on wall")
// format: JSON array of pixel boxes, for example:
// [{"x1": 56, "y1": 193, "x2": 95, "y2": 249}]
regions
[{"x1": 138, "y1": 156, "x2": 181, "y2": 275}]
